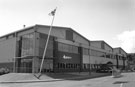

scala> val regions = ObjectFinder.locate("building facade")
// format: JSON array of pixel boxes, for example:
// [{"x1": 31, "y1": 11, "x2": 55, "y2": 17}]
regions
[
  {"x1": 127, "y1": 53, "x2": 135, "y2": 70},
  {"x1": 113, "y1": 48, "x2": 127, "y2": 69},
  {"x1": 0, "y1": 25, "x2": 128, "y2": 73}
]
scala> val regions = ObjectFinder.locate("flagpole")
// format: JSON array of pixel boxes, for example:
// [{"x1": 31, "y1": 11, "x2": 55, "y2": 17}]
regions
[
  {"x1": 39, "y1": 8, "x2": 57, "y2": 74},
  {"x1": 13, "y1": 32, "x2": 17, "y2": 72}
]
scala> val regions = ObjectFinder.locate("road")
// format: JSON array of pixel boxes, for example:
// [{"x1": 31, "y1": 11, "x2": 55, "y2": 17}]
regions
[{"x1": 0, "y1": 72, "x2": 135, "y2": 87}]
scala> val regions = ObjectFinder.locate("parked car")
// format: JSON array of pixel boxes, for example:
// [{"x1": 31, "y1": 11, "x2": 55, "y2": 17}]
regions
[
  {"x1": 0, "y1": 68, "x2": 10, "y2": 75},
  {"x1": 96, "y1": 64, "x2": 112, "y2": 73}
]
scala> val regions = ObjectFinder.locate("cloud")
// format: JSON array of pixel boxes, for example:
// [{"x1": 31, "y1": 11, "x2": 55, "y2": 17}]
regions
[{"x1": 117, "y1": 30, "x2": 135, "y2": 53}]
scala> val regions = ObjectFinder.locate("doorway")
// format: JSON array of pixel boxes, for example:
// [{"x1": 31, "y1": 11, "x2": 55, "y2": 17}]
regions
[
  {"x1": 40, "y1": 59, "x2": 53, "y2": 73},
  {"x1": 17, "y1": 58, "x2": 32, "y2": 73}
]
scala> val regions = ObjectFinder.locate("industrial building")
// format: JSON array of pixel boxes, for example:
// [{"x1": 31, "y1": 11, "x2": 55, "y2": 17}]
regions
[
  {"x1": 0, "y1": 24, "x2": 128, "y2": 73},
  {"x1": 113, "y1": 47, "x2": 127, "y2": 69}
]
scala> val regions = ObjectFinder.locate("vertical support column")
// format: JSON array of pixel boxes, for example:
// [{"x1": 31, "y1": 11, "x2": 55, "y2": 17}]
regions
[
  {"x1": 78, "y1": 46, "x2": 83, "y2": 73},
  {"x1": 13, "y1": 33, "x2": 20, "y2": 73},
  {"x1": 14, "y1": 37, "x2": 22, "y2": 73},
  {"x1": 116, "y1": 55, "x2": 119, "y2": 68},
  {"x1": 33, "y1": 57, "x2": 39, "y2": 73},
  {"x1": 123, "y1": 57, "x2": 125, "y2": 70},
  {"x1": 32, "y1": 28, "x2": 39, "y2": 73},
  {"x1": 17, "y1": 58, "x2": 21, "y2": 73},
  {"x1": 53, "y1": 38, "x2": 58, "y2": 73}
]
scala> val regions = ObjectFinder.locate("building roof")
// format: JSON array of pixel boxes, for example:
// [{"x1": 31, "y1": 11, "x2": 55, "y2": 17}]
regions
[
  {"x1": 35, "y1": 24, "x2": 91, "y2": 44},
  {"x1": 0, "y1": 25, "x2": 34, "y2": 39},
  {"x1": 113, "y1": 47, "x2": 127, "y2": 54},
  {"x1": 0, "y1": 24, "x2": 90, "y2": 45},
  {"x1": 91, "y1": 40, "x2": 113, "y2": 50}
]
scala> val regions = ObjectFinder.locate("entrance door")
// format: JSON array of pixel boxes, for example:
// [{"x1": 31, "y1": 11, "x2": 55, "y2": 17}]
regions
[
  {"x1": 20, "y1": 58, "x2": 32, "y2": 73},
  {"x1": 41, "y1": 59, "x2": 53, "y2": 73}
]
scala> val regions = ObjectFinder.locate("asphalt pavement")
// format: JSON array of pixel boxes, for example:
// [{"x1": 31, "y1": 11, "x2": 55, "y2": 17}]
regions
[
  {"x1": 0, "y1": 72, "x2": 111, "y2": 83},
  {"x1": 0, "y1": 72, "x2": 135, "y2": 87}
]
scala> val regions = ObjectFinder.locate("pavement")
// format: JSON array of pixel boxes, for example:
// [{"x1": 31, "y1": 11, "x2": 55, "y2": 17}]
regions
[
  {"x1": 0, "y1": 72, "x2": 111, "y2": 83},
  {"x1": 1, "y1": 72, "x2": 135, "y2": 87}
]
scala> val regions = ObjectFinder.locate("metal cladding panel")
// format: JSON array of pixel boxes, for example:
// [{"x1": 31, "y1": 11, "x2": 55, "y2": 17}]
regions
[
  {"x1": 0, "y1": 38, "x2": 16, "y2": 63},
  {"x1": 56, "y1": 38, "x2": 80, "y2": 47},
  {"x1": 73, "y1": 33, "x2": 89, "y2": 46},
  {"x1": 35, "y1": 33, "x2": 54, "y2": 57},
  {"x1": 120, "y1": 49, "x2": 127, "y2": 57},
  {"x1": 90, "y1": 42, "x2": 101, "y2": 49},
  {"x1": 17, "y1": 28, "x2": 34, "y2": 36},
  {"x1": 56, "y1": 51, "x2": 80, "y2": 63},
  {"x1": 37, "y1": 26, "x2": 89, "y2": 47},
  {"x1": 113, "y1": 48, "x2": 127, "y2": 57},
  {"x1": 37, "y1": 27, "x2": 66, "y2": 39},
  {"x1": 113, "y1": 48, "x2": 120, "y2": 54},
  {"x1": 82, "y1": 55, "x2": 90, "y2": 64},
  {"x1": 104, "y1": 43, "x2": 113, "y2": 52},
  {"x1": 89, "y1": 56, "x2": 114, "y2": 65},
  {"x1": 89, "y1": 56, "x2": 105, "y2": 64}
]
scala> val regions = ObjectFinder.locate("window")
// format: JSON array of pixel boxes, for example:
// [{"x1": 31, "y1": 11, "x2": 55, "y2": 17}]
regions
[
  {"x1": 38, "y1": 33, "x2": 53, "y2": 58},
  {"x1": 71, "y1": 64, "x2": 73, "y2": 68},
  {"x1": 21, "y1": 33, "x2": 34, "y2": 56},
  {"x1": 73, "y1": 46, "x2": 78, "y2": 54},
  {"x1": 83, "y1": 48, "x2": 89, "y2": 55},
  {"x1": 83, "y1": 64, "x2": 89, "y2": 69},
  {"x1": 86, "y1": 64, "x2": 90, "y2": 69},
  {"x1": 110, "y1": 54, "x2": 113, "y2": 59},
  {"x1": 91, "y1": 64, "x2": 94, "y2": 69},
  {"x1": 57, "y1": 63, "x2": 60, "y2": 68},
  {"x1": 58, "y1": 42, "x2": 78, "y2": 54},
  {"x1": 90, "y1": 49, "x2": 105, "y2": 57},
  {"x1": 66, "y1": 63, "x2": 70, "y2": 68},
  {"x1": 106, "y1": 53, "x2": 112, "y2": 58},
  {"x1": 58, "y1": 43, "x2": 63, "y2": 51},
  {"x1": 83, "y1": 64, "x2": 86, "y2": 69},
  {"x1": 76, "y1": 64, "x2": 79, "y2": 69},
  {"x1": 66, "y1": 30, "x2": 73, "y2": 41},
  {"x1": 63, "y1": 44, "x2": 69, "y2": 52},
  {"x1": 60, "y1": 63, "x2": 63, "y2": 69},
  {"x1": 114, "y1": 55, "x2": 117, "y2": 59},
  {"x1": 97, "y1": 51, "x2": 105, "y2": 57},
  {"x1": 119, "y1": 56, "x2": 122, "y2": 60},
  {"x1": 91, "y1": 50, "x2": 97, "y2": 56},
  {"x1": 73, "y1": 64, "x2": 75, "y2": 68},
  {"x1": 63, "y1": 63, "x2": 66, "y2": 69},
  {"x1": 57, "y1": 63, "x2": 81, "y2": 69}
]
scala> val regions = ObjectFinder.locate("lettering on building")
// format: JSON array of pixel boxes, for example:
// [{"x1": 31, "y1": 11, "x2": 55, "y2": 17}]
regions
[{"x1": 63, "y1": 55, "x2": 72, "y2": 59}]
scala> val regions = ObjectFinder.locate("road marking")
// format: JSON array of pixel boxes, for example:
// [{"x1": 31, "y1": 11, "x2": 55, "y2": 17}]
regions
[{"x1": 120, "y1": 83, "x2": 123, "y2": 87}]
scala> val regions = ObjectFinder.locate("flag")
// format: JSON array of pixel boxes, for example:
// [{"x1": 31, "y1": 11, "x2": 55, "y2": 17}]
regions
[{"x1": 49, "y1": 8, "x2": 57, "y2": 16}]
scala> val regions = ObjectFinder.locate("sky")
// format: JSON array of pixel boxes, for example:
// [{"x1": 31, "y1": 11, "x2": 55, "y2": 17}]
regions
[{"x1": 0, "y1": 0, "x2": 135, "y2": 53}]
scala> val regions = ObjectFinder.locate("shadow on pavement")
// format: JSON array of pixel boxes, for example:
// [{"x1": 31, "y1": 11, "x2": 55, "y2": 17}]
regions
[
  {"x1": 0, "y1": 72, "x2": 111, "y2": 84},
  {"x1": 42, "y1": 72, "x2": 111, "y2": 81},
  {"x1": 113, "y1": 81, "x2": 129, "y2": 84}
]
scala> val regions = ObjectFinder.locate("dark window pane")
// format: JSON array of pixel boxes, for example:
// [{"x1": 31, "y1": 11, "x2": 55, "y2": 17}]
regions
[
  {"x1": 58, "y1": 42, "x2": 78, "y2": 54},
  {"x1": 66, "y1": 30, "x2": 73, "y2": 41},
  {"x1": 21, "y1": 33, "x2": 34, "y2": 56}
]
